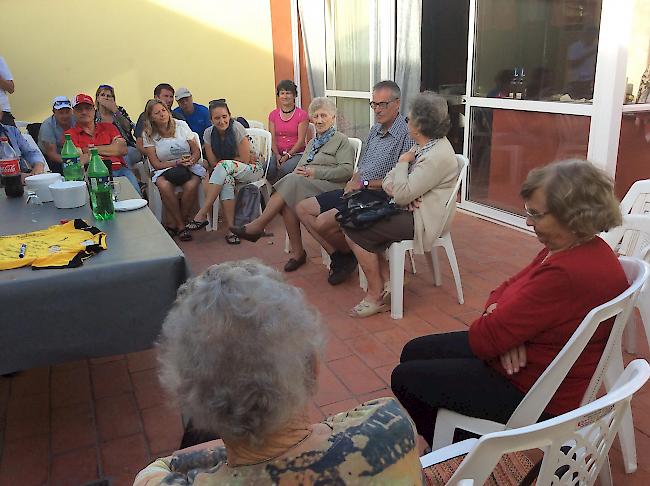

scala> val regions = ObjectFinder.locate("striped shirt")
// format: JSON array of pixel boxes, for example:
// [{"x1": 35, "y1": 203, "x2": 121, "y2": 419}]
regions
[{"x1": 357, "y1": 114, "x2": 414, "y2": 181}]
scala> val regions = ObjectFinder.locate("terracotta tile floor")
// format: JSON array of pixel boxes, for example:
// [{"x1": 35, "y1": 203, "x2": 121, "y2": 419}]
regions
[{"x1": 1, "y1": 212, "x2": 649, "y2": 485}]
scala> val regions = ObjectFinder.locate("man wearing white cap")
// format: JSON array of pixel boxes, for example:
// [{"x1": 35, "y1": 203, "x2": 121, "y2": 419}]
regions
[
  {"x1": 173, "y1": 87, "x2": 210, "y2": 136},
  {"x1": 38, "y1": 96, "x2": 76, "y2": 174}
]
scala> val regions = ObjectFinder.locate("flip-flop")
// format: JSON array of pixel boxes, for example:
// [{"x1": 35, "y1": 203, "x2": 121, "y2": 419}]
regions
[
  {"x1": 225, "y1": 233, "x2": 241, "y2": 245},
  {"x1": 349, "y1": 298, "x2": 388, "y2": 318},
  {"x1": 178, "y1": 228, "x2": 193, "y2": 241},
  {"x1": 186, "y1": 219, "x2": 209, "y2": 231}
]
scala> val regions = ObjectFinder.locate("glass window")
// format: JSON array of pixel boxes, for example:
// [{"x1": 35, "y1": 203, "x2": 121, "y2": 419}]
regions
[
  {"x1": 325, "y1": 0, "x2": 370, "y2": 92},
  {"x1": 615, "y1": 110, "x2": 650, "y2": 198},
  {"x1": 625, "y1": 0, "x2": 650, "y2": 104},
  {"x1": 473, "y1": 0, "x2": 602, "y2": 103},
  {"x1": 333, "y1": 98, "x2": 371, "y2": 141},
  {"x1": 467, "y1": 107, "x2": 590, "y2": 214}
]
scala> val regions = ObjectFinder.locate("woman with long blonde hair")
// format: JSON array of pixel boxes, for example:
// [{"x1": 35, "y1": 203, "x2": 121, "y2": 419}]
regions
[{"x1": 142, "y1": 99, "x2": 206, "y2": 241}]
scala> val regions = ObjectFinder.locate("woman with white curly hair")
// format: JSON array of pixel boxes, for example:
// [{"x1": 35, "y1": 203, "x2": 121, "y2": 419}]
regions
[{"x1": 134, "y1": 260, "x2": 423, "y2": 485}]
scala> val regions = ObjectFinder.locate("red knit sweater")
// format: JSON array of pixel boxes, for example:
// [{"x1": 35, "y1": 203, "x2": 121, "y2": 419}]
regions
[{"x1": 468, "y1": 237, "x2": 628, "y2": 415}]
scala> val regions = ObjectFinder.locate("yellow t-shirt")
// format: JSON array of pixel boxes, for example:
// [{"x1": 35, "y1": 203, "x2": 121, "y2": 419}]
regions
[{"x1": 0, "y1": 219, "x2": 107, "y2": 270}]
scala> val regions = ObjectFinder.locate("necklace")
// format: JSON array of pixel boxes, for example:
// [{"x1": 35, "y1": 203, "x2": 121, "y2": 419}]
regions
[
  {"x1": 541, "y1": 238, "x2": 587, "y2": 264},
  {"x1": 281, "y1": 106, "x2": 296, "y2": 114},
  {"x1": 227, "y1": 427, "x2": 314, "y2": 468}
]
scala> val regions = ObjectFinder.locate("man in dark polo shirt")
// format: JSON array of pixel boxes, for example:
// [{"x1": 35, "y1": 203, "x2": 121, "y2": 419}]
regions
[
  {"x1": 134, "y1": 83, "x2": 186, "y2": 156},
  {"x1": 64, "y1": 93, "x2": 140, "y2": 193},
  {"x1": 295, "y1": 80, "x2": 413, "y2": 284}
]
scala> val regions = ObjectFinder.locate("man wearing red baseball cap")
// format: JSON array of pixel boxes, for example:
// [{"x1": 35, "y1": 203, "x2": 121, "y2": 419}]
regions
[{"x1": 64, "y1": 93, "x2": 140, "y2": 193}]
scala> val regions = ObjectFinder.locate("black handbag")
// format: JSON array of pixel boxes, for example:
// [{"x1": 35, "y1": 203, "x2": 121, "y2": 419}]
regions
[{"x1": 335, "y1": 189, "x2": 404, "y2": 230}]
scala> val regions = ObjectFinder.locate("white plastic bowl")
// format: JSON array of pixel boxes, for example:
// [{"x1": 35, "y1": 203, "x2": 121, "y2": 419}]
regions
[
  {"x1": 25, "y1": 173, "x2": 63, "y2": 202},
  {"x1": 48, "y1": 180, "x2": 88, "y2": 209}
]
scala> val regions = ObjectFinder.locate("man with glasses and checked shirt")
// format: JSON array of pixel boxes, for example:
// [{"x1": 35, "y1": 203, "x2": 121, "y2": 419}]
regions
[{"x1": 295, "y1": 80, "x2": 414, "y2": 285}]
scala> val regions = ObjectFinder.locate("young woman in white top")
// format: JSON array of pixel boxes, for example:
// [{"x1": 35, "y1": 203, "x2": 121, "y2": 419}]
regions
[{"x1": 142, "y1": 99, "x2": 206, "y2": 241}]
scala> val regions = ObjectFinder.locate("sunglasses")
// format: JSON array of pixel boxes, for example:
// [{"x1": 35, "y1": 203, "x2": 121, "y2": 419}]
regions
[
  {"x1": 98, "y1": 84, "x2": 113, "y2": 90},
  {"x1": 209, "y1": 98, "x2": 227, "y2": 105}
]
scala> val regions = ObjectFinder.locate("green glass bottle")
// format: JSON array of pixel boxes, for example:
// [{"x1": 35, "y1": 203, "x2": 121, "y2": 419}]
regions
[
  {"x1": 61, "y1": 134, "x2": 84, "y2": 181},
  {"x1": 87, "y1": 146, "x2": 114, "y2": 220}
]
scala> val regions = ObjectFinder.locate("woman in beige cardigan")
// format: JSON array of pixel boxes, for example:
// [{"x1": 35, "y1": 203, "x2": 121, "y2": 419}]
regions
[
  {"x1": 232, "y1": 97, "x2": 354, "y2": 271},
  {"x1": 343, "y1": 92, "x2": 459, "y2": 317}
]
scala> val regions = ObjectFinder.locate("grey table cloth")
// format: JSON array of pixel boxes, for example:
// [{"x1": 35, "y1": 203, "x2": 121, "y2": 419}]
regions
[{"x1": 0, "y1": 178, "x2": 189, "y2": 373}]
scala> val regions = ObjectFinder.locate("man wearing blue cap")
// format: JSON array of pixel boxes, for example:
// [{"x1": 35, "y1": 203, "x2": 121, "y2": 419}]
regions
[{"x1": 38, "y1": 96, "x2": 76, "y2": 174}]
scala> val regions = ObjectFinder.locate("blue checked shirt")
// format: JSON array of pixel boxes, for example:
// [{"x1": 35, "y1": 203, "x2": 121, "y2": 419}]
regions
[
  {"x1": 0, "y1": 123, "x2": 46, "y2": 172},
  {"x1": 357, "y1": 115, "x2": 414, "y2": 181}
]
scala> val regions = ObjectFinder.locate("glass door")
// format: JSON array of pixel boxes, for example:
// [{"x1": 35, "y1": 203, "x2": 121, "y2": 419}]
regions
[{"x1": 461, "y1": 0, "x2": 602, "y2": 228}]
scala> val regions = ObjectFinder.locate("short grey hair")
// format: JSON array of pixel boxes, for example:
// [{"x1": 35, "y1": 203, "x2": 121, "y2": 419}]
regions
[
  {"x1": 409, "y1": 91, "x2": 450, "y2": 139},
  {"x1": 157, "y1": 259, "x2": 325, "y2": 447},
  {"x1": 308, "y1": 96, "x2": 337, "y2": 117},
  {"x1": 373, "y1": 80, "x2": 401, "y2": 100}
]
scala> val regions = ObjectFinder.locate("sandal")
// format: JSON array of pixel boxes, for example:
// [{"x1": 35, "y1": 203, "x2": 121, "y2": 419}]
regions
[
  {"x1": 349, "y1": 298, "x2": 388, "y2": 318},
  {"x1": 186, "y1": 219, "x2": 209, "y2": 231},
  {"x1": 382, "y1": 281, "x2": 391, "y2": 304},
  {"x1": 178, "y1": 228, "x2": 193, "y2": 241},
  {"x1": 164, "y1": 226, "x2": 178, "y2": 237},
  {"x1": 225, "y1": 233, "x2": 241, "y2": 245},
  {"x1": 230, "y1": 225, "x2": 263, "y2": 242}
]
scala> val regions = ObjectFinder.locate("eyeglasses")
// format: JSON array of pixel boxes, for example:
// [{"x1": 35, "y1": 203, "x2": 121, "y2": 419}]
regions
[
  {"x1": 524, "y1": 203, "x2": 550, "y2": 221},
  {"x1": 369, "y1": 98, "x2": 399, "y2": 110},
  {"x1": 209, "y1": 98, "x2": 227, "y2": 105}
]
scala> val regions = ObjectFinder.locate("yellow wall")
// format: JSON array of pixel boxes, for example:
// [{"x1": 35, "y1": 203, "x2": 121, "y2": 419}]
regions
[{"x1": 0, "y1": 0, "x2": 277, "y2": 125}]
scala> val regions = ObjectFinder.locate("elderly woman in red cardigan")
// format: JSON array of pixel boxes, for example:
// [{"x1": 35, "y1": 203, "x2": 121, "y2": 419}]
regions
[{"x1": 391, "y1": 159, "x2": 627, "y2": 447}]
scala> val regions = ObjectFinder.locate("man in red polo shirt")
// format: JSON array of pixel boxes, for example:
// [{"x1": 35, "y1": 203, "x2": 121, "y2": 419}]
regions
[{"x1": 64, "y1": 93, "x2": 140, "y2": 194}]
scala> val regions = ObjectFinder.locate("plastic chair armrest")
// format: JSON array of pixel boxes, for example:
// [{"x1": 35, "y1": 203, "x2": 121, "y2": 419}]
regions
[{"x1": 420, "y1": 438, "x2": 477, "y2": 468}]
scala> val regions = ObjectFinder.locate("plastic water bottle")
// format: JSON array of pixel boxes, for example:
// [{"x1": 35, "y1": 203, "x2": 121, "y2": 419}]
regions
[
  {"x1": 61, "y1": 134, "x2": 84, "y2": 181},
  {"x1": 87, "y1": 146, "x2": 114, "y2": 220},
  {"x1": 0, "y1": 136, "x2": 23, "y2": 198}
]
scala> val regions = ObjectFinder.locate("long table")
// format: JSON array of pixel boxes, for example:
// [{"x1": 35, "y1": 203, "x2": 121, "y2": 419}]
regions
[{"x1": 0, "y1": 178, "x2": 189, "y2": 373}]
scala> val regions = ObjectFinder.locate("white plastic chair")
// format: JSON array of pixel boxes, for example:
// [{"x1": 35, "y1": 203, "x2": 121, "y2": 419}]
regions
[
  {"x1": 247, "y1": 119, "x2": 265, "y2": 130},
  {"x1": 284, "y1": 137, "x2": 363, "y2": 255},
  {"x1": 602, "y1": 214, "x2": 650, "y2": 350},
  {"x1": 421, "y1": 359, "x2": 650, "y2": 486},
  {"x1": 147, "y1": 131, "x2": 205, "y2": 223},
  {"x1": 366, "y1": 154, "x2": 468, "y2": 319},
  {"x1": 599, "y1": 214, "x2": 650, "y2": 473},
  {"x1": 207, "y1": 128, "x2": 272, "y2": 231},
  {"x1": 431, "y1": 256, "x2": 649, "y2": 483},
  {"x1": 620, "y1": 179, "x2": 650, "y2": 216},
  {"x1": 608, "y1": 179, "x2": 650, "y2": 355}
]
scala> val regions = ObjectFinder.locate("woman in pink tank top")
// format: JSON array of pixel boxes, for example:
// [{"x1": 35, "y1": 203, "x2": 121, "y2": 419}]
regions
[{"x1": 267, "y1": 80, "x2": 310, "y2": 182}]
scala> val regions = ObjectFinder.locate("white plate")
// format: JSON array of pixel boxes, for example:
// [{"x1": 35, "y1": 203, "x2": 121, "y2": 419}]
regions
[{"x1": 114, "y1": 198, "x2": 148, "y2": 212}]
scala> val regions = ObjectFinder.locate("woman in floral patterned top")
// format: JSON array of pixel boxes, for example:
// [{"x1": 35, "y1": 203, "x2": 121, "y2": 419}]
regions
[{"x1": 134, "y1": 260, "x2": 424, "y2": 486}]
